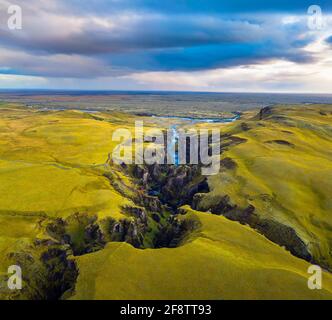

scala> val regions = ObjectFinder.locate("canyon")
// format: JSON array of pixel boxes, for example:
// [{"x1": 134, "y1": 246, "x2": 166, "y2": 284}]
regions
[{"x1": 0, "y1": 103, "x2": 332, "y2": 299}]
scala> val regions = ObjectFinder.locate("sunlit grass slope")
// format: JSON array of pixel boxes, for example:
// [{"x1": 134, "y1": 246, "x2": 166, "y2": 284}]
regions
[
  {"x1": 0, "y1": 105, "x2": 137, "y2": 220},
  {"x1": 201, "y1": 105, "x2": 332, "y2": 270},
  {"x1": 1, "y1": 103, "x2": 332, "y2": 300},
  {"x1": 0, "y1": 105, "x2": 141, "y2": 299},
  {"x1": 72, "y1": 207, "x2": 332, "y2": 300}
]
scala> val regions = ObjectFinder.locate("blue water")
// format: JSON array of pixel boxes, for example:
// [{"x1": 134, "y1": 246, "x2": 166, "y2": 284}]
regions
[
  {"x1": 156, "y1": 113, "x2": 240, "y2": 166},
  {"x1": 153, "y1": 113, "x2": 240, "y2": 123}
]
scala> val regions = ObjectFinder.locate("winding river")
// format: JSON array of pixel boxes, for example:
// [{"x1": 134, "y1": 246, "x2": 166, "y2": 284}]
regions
[{"x1": 153, "y1": 113, "x2": 241, "y2": 165}]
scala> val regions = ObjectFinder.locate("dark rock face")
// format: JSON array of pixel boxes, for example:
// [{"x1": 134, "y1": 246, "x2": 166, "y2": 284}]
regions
[
  {"x1": 226, "y1": 207, "x2": 312, "y2": 262},
  {"x1": 191, "y1": 193, "x2": 205, "y2": 210},
  {"x1": 255, "y1": 219, "x2": 312, "y2": 261},
  {"x1": 102, "y1": 206, "x2": 201, "y2": 250},
  {"x1": 240, "y1": 122, "x2": 251, "y2": 131},
  {"x1": 103, "y1": 164, "x2": 204, "y2": 250},
  {"x1": 136, "y1": 193, "x2": 163, "y2": 212},
  {"x1": 209, "y1": 196, "x2": 237, "y2": 215},
  {"x1": 106, "y1": 218, "x2": 146, "y2": 248},
  {"x1": 121, "y1": 205, "x2": 147, "y2": 224},
  {"x1": 131, "y1": 163, "x2": 209, "y2": 209},
  {"x1": 46, "y1": 218, "x2": 66, "y2": 243},
  {"x1": 220, "y1": 136, "x2": 247, "y2": 150},
  {"x1": 151, "y1": 213, "x2": 161, "y2": 223},
  {"x1": 192, "y1": 193, "x2": 313, "y2": 263},
  {"x1": 220, "y1": 157, "x2": 237, "y2": 170},
  {"x1": 259, "y1": 106, "x2": 274, "y2": 120},
  {"x1": 6, "y1": 245, "x2": 78, "y2": 300},
  {"x1": 46, "y1": 213, "x2": 105, "y2": 256},
  {"x1": 104, "y1": 163, "x2": 207, "y2": 249},
  {"x1": 192, "y1": 194, "x2": 237, "y2": 216},
  {"x1": 39, "y1": 248, "x2": 78, "y2": 300},
  {"x1": 265, "y1": 140, "x2": 294, "y2": 147},
  {"x1": 153, "y1": 216, "x2": 201, "y2": 248}
]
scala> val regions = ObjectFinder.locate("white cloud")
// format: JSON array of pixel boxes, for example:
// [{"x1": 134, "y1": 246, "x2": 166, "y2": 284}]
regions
[
  {"x1": 0, "y1": 1, "x2": 332, "y2": 92},
  {"x1": 0, "y1": 47, "x2": 113, "y2": 78},
  {"x1": 124, "y1": 56, "x2": 332, "y2": 93},
  {"x1": 0, "y1": 74, "x2": 47, "y2": 88}
]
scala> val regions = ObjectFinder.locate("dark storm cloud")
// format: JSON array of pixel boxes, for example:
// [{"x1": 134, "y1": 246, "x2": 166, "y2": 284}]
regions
[
  {"x1": 0, "y1": 0, "x2": 326, "y2": 78},
  {"x1": 65, "y1": 0, "x2": 332, "y2": 14},
  {"x1": 0, "y1": 14, "x2": 273, "y2": 54}
]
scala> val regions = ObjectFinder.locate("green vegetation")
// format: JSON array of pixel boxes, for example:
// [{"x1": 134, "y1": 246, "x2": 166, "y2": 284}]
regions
[
  {"x1": 72, "y1": 208, "x2": 332, "y2": 300},
  {"x1": 195, "y1": 105, "x2": 332, "y2": 270},
  {"x1": 0, "y1": 103, "x2": 332, "y2": 300}
]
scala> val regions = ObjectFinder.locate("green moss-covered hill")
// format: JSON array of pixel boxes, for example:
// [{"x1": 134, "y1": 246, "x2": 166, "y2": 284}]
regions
[
  {"x1": 0, "y1": 103, "x2": 331, "y2": 300},
  {"x1": 194, "y1": 105, "x2": 332, "y2": 271}
]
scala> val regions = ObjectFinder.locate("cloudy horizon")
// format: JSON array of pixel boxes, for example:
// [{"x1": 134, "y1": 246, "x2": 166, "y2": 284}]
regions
[{"x1": 1, "y1": 0, "x2": 332, "y2": 93}]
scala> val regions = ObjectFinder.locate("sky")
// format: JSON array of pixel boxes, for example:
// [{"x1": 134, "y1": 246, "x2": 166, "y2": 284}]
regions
[{"x1": 0, "y1": 0, "x2": 332, "y2": 92}]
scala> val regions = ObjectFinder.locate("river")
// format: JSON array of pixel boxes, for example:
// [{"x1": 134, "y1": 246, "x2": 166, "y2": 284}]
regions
[{"x1": 153, "y1": 113, "x2": 241, "y2": 165}]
